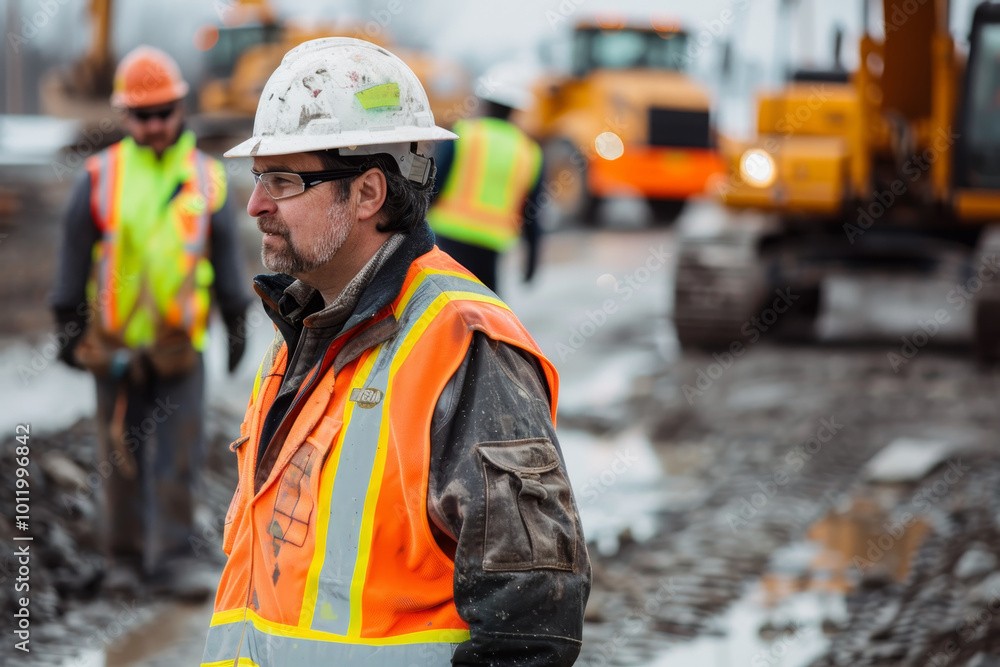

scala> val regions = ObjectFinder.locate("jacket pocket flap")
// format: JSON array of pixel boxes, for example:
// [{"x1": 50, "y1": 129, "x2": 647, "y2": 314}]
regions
[{"x1": 477, "y1": 438, "x2": 560, "y2": 474}]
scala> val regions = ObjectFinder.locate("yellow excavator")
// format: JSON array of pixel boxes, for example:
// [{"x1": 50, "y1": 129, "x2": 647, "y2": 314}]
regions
[
  {"x1": 674, "y1": 0, "x2": 1000, "y2": 360},
  {"x1": 38, "y1": 0, "x2": 117, "y2": 130}
]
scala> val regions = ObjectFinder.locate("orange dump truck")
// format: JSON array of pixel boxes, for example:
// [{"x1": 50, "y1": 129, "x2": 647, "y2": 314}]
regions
[{"x1": 517, "y1": 18, "x2": 724, "y2": 225}]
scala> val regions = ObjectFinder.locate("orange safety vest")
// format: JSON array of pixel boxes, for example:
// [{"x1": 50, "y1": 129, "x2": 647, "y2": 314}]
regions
[
  {"x1": 428, "y1": 117, "x2": 542, "y2": 252},
  {"x1": 203, "y1": 248, "x2": 559, "y2": 666},
  {"x1": 86, "y1": 131, "x2": 225, "y2": 350}
]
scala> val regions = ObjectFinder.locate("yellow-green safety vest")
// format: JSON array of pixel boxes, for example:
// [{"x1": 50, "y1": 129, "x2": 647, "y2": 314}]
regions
[{"x1": 85, "y1": 130, "x2": 226, "y2": 351}]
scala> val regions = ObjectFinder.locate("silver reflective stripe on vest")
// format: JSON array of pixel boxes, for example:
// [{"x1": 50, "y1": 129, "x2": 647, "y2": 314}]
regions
[
  {"x1": 310, "y1": 270, "x2": 492, "y2": 634},
  {"x1": 203, "y1": 617, "x2": 246, "y2": 662},
  {"x1": 203, "y1": 620, "x2": 457, "y2": 667}
]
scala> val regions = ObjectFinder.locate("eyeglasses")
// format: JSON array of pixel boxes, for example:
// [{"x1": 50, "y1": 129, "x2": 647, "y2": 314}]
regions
[
  {"x1": 250, "y1": 168, "x2": 367, "y2": 200},
  {"x1": 129, "y1": 105, "x2": 178, "y2": 122}
]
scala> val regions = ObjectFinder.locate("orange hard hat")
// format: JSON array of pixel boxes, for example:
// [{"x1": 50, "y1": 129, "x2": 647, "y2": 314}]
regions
[{"x1": 111, "y1": 46, "x2": 189, "y2": 108}]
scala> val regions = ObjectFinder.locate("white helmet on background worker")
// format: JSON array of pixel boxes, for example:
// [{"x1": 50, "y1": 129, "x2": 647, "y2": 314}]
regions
[
  {"x1": 474, "y1": 62, "x2": 537, "y2": 112},
  {"x1": 225, "y1": 37, "x2": 457, "y2": 184}
]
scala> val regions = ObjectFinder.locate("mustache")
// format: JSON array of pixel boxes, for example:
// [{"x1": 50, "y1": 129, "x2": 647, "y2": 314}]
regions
[{"x1": 257, "y1": 216, "x2": 288, "y2": 236}]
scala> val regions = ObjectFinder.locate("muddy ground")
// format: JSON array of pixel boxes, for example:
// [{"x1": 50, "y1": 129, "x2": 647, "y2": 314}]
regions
[{"x1": 2, "y1": 187, "x2": 1000, "y2": 667}]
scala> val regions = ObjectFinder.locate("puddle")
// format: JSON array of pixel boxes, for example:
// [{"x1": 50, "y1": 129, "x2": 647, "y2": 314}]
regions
[
  {"x1": 560, "y1": 428, "x2": 702, "y2": 556},
  {"x1": 649, "y1": 491, "x2": 931, "y2": 666},
  {"x1": 101, "y1": 599, "x2": 214, "y2": 666},
  {"x1": 650, "y1": 576, "x2": 844, "y2": 667}
]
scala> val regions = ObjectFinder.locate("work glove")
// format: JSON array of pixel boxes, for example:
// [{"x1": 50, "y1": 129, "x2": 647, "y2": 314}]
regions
[
  {"x1": 222, "y1": 308, "x2": 248, "y2": 374},
  {"x1": 53, "y1": 306, "x2": 87, "y2": 369}
]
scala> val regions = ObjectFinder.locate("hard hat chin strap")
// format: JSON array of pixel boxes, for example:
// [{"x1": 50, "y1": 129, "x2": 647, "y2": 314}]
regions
[{"x1": 338, "y1": 142, "x2": 433, "y2": 185}]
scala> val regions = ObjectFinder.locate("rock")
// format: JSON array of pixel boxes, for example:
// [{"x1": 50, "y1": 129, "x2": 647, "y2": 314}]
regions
[
  {"x1": 862, "y1": 436, "x2": 972, "y2": 483},
  {"x1": 968, "y1": 572, "x2": 1000, "y2": 606},
  {"x1": 968, "y1": 653, "x2": 1000, "y2": 667},
  {"x1": 39, "y1": 450, "x2": 90, "y2": 491},
  {"x1": 954, "y1": 546, "x2": 998, "y2": 581}
]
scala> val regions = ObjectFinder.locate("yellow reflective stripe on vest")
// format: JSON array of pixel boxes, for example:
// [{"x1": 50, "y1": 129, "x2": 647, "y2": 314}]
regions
[{"x1": 428, "y1": 118, "x2": 542, "y2": 251}]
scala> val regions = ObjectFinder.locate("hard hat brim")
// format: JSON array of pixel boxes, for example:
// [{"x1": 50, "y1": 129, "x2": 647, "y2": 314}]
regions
[{"x1": 224, "y1": 125, "x2": 458, "y2": 158}]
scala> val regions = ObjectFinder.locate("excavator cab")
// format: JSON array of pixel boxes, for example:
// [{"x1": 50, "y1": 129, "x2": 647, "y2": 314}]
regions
[
  {"x1": 956, "y1": 2, "x2": 1000, "y2": 192},
  {"x1": 204, "y1": 23, "x2": 282, "y2": 81}
]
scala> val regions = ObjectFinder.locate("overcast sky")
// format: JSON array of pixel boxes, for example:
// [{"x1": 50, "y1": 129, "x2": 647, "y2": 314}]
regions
[
  {"x1": 2, "y1": 0, "x2": 988, "y2": 132},
  {"x1": 8, "y1": 0, "x2": 987, "y2": 81}
]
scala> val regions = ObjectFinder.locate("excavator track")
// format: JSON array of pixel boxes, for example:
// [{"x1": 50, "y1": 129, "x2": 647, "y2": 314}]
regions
[
  {"x1": 973, "y1": 226, "x2": 1000, "y2": 363},
  {"x1": 672, "y1": 231, "x2": 768, "y2": 349}
]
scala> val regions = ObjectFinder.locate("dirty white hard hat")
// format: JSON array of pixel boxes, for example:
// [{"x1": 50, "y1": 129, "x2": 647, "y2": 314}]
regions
[
  {"x1": 225, "y1": 37, "x2": 457, "y2": 183},
  {"x1": 474, "y1": 62, "x2": 538, "y2": 112}
]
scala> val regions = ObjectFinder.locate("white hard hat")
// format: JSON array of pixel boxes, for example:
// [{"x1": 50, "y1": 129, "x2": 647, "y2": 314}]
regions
[
  {"x1": 474, "y1": 62, "x2": 537, "y2": 112},
  {"x1": 226, "y1": 37, "x2": 457, "y2": 182}
]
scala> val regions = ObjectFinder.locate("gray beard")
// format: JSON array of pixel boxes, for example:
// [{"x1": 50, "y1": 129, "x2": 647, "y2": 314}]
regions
[{"x1": 261, "y1": 206, "x2": 355, "y2": 275}]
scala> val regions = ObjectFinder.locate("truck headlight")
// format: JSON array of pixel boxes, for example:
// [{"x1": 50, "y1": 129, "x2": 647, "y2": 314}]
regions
[
  {"x1": 739, "y1": 149, "x2": 777, "y2": 188},
  {"x1": 595, "y1": 132, "x2": 624, "y2": 160}
]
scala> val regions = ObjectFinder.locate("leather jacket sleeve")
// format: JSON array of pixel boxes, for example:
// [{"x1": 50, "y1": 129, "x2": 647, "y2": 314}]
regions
[{"x1": 429, "y1": 332, "x2": 591, "y2": 666}]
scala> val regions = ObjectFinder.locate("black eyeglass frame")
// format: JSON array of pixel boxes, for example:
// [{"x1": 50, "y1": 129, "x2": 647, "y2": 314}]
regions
[{"x1": 250, "y1": 167, "x2": 369, "y2": 200}]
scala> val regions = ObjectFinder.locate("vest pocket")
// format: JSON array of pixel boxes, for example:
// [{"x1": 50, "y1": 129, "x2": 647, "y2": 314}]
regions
[
  {"x1": 267, "y1": 445, "x2": 317, "y2": 547},
  {"x1": 477, "y1": 439, "x2": 578, "y2": 572}
]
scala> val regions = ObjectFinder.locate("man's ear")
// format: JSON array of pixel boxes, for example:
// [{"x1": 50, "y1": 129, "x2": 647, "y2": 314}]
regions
[{"x1": 355, "y1": 167, "x2": 387, "y2": 224}]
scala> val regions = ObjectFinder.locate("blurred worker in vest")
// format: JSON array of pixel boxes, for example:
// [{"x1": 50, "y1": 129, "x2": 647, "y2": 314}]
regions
[
  {"x1": 201, "y1": 38, "x2": 590, "y2": 666},
  {"x1": 428, "y1": 63, "x2": 545, "y2": 294},
  {"x1": 50, "y1": 46, "x2": 252, "y2": 600}
]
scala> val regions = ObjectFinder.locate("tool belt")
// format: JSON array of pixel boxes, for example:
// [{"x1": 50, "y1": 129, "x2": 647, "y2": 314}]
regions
[
  {"x1": 74, "y1": 324, "x2": 197, "y2": 381},
  {"x1": 75, "y1": 325, "x2": 197, "y2": 481}
]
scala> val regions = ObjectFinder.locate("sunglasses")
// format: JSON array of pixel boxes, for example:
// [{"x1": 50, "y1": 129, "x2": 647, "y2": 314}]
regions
[{"x1": 129, "y1": 105, "x2": 178, "y2": 122}]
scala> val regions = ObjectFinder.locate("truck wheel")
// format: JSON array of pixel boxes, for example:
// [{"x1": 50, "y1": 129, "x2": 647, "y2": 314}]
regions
[
  {"x1": 650, "y1": 199, "x2": 686, "y2": 225},
  {"x1": 543, "y1": 138, "x2": 598, "y2": 228}
]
